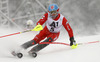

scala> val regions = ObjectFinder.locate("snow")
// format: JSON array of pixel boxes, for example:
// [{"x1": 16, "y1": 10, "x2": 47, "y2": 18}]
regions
[{"x1": 0, "y1": 28, "x2": 100, "y2": 62}]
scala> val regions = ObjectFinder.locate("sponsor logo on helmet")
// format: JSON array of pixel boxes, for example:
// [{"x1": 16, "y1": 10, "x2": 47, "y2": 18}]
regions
[{"x1": 51, "y1": 6, "x2": 54, "y2": 9}]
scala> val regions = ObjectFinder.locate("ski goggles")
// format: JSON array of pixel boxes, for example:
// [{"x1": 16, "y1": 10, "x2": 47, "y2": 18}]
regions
[{"x1": 49, "y1": 10, "x2": 58, "y2": 14}]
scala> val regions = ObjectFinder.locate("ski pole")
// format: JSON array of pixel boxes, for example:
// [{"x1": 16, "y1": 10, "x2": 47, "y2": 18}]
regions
[
  {"x1": 78, "y1": 40, "x2": 100, "y2": 45},
  {"x1": 0, "y1": 25, "x2": 43, "y2": 38},
  {"x1": 38, "y1": 40, "x2": 100, "y2": 46},
  {"x1": 39, "y1": 42, "x2": 70, "y2": 46}
]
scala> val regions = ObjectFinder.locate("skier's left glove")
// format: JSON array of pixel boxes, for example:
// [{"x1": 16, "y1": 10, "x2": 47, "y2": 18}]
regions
[
  {"x1": 70, "y1": 37, "x2": 78, "y2": 49},
  {"x1": 31, "y1": 25, "x2": 43, "y2": 31}
]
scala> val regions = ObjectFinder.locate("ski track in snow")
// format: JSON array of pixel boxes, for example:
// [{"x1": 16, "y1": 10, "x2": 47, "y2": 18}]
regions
[{"x1": 0, "y1": 28, "x2": 100, "y2": 62}]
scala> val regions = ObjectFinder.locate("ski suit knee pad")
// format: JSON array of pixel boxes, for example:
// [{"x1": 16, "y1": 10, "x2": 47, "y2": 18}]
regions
[{"x1": 45, "y1": 37, "x2": 53, "y2": 43}]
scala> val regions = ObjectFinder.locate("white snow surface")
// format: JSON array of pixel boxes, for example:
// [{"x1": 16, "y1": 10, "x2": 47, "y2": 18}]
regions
[{"x1": 0, "y1": 28, "x2": 100, "y2": 62}]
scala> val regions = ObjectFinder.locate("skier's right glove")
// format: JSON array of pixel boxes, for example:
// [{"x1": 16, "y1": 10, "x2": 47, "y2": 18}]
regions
[{"x1": 70, "y1": 37, "x2": 78, "y2": 49}]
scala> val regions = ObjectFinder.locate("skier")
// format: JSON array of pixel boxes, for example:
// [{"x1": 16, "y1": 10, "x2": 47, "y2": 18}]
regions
[{"x1": 12, "y1": 4, "x2": 77, "y2": 58}]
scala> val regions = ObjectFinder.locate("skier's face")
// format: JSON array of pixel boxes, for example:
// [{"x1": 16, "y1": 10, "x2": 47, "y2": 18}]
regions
[{"x1": 49, "y1": 10, "x2": 58, "y2": 19}]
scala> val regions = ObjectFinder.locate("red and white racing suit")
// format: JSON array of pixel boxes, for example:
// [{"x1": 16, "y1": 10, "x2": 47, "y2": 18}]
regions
[{"x1": 33, "y1": 13, "x2": 74, "y2": 43}]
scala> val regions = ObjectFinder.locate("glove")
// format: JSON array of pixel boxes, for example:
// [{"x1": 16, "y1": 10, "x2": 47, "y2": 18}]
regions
[
  {"x1": 31, "y1": 25, "x2": 43, "y2": 31},
  {"x1": 70, "y1": 37, "x2": 78, "y2": 49}
]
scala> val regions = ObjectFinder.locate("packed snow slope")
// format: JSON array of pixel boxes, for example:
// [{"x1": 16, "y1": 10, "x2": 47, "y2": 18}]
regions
[{"x1": 0, "y1": 28, "x2": 100, "y2": 62}]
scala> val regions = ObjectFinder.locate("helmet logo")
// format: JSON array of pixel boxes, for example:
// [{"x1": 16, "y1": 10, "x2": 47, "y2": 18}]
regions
[{"x1": 51, "y1": 6, "x2": 54, "y2": 9}]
